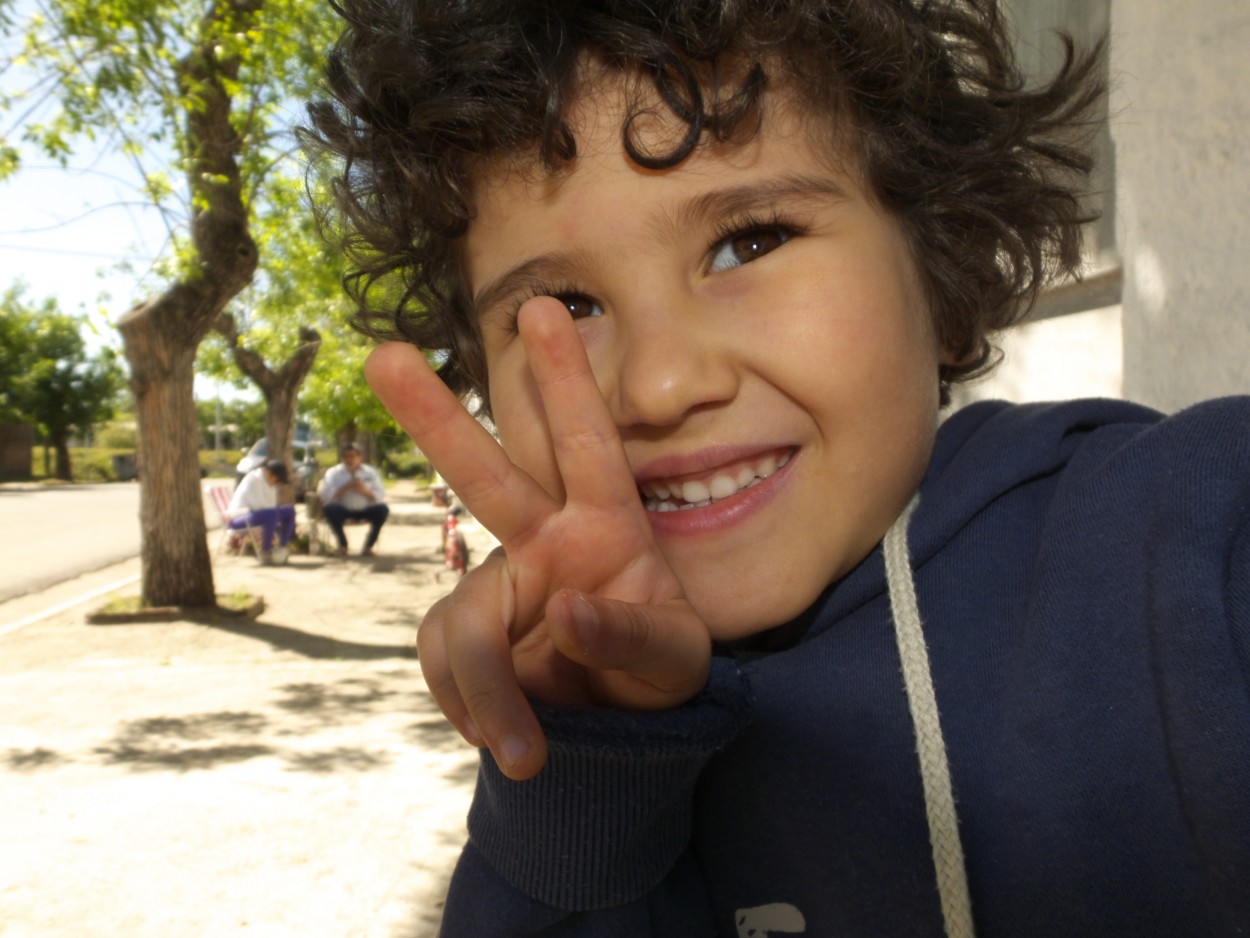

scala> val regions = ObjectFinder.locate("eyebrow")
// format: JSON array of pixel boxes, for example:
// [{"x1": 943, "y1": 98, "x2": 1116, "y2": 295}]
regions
[
  {"x1": 471, "y1": 173, "x2": 850, "y2": 319},
  {"x1": 663, "y1": 173, "x2": 850, "y2": 238}
]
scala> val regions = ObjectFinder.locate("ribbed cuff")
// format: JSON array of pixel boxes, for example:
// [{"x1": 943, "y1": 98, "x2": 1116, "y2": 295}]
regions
[{"x1": 467, "y1": 657, "x2": 751, "y2": 910}]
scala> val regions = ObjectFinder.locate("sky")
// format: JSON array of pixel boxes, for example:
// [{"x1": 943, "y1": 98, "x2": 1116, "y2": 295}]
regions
[
  {"x1": 1, "y1": 154, "x2": 172, "y2": 345},
  {"x1": 0, "y1": 0, "x2": 175, "y2": 341}
]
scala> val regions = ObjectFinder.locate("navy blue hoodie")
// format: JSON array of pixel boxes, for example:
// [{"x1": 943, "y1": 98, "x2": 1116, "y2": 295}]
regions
[{"x1": 439, "y1": 397, "x2": 1250, "y2": 937}]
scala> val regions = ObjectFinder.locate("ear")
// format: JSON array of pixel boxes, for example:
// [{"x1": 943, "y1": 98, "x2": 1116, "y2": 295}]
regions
[{"x1": 937, "y1": 334, "x2": 983, "y2": 369}]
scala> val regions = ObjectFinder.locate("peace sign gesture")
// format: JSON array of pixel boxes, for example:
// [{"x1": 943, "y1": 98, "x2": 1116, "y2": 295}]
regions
[{"x1": 366, "y1": 298, "x2": 713, "y2": 780}]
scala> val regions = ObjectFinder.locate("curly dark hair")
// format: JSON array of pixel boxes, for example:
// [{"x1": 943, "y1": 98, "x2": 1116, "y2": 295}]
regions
[{"x1": 305, "y1": 0, "x2": 1105, "y2": 410}]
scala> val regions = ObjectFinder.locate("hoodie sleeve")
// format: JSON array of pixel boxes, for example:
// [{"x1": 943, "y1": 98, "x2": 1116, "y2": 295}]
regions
[
  {"x1": 437, "y1": 657, "x2": 750, "y2": 937},
  {"x1": 1138, "y1": 397, "x2": 1250, "y2": 927}
]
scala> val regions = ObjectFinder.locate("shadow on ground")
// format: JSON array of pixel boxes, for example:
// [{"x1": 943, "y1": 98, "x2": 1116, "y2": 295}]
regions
[
  {"x1": 4, "y1": 672, "x2": 467, "y2": 776},
  {"x1": 205, "y1": 617, "x2": 418, "y2": 660}
]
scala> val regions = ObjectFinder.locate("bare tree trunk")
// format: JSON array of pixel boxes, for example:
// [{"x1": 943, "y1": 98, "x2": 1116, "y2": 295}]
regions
[
  {"x1": 120, "y1": 315, "x2": 216, "y2": 608},
  {"x1": 216, "y1": 315, "x2": 321, "y2": 505},
  {"x1": 112, "y1": 0, "x2": 263, "y2": 608},
  {"x1": 52, "y1": 434, "x2": 72, "y2": 482}
]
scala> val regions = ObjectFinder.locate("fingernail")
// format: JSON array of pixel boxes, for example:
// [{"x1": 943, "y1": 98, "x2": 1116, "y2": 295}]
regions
[
  {"x1": 569, "y1": 592, "x2": 599, "y2": 649},
  {"x1": 499, "y1": 735, "x2": 531, "y2": 771}
]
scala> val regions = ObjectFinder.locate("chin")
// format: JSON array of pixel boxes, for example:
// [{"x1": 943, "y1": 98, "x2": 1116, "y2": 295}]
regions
[{"x1": 691, "y1": 585, "x2": 821, "y2": 643}]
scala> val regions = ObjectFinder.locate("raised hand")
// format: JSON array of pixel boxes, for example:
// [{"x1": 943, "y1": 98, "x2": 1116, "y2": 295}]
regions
[{"x1": 365, "y1": 298, "x2": 712, "y2": 779}]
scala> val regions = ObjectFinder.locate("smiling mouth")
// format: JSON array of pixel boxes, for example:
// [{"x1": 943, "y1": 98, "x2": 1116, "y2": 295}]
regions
[{"x1": 638, "y1": 449, "x2": 794, "y2": 512}]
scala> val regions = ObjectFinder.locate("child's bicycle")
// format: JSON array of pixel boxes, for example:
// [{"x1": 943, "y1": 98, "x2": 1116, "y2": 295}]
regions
[{"x1": 442, "y1": 503, "x2": 470, "y2": 577}]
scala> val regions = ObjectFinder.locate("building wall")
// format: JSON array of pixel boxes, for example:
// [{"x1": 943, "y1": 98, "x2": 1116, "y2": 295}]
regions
[
  {"x1": 955, "y1": 1, "x2": 1250, "y2": 413},
  {"x1": 1112, "y1": 1, "x2": 1250, "y2": 411}
]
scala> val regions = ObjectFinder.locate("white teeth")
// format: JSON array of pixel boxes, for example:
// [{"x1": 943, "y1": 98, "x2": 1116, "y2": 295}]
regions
[
  {"x1": 708, "y1": 474, "x2": 738, "y2": 499},
  {"x1": 681, "y1": 479, "x2": 711, "y2": 503},
  {"x1": 641, "y1": 450, "x2": 794, "y2": 512}
]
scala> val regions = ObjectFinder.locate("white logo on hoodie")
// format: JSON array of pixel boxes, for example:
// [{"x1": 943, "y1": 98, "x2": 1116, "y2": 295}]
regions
[{"x1": 735, "y1": 902, "x2": 806, "y2": 937}]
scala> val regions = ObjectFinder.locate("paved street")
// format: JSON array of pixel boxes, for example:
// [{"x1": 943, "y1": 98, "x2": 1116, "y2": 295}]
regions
[{"x1": 0, "y1": 483, "x2": 143, "y2": 603}]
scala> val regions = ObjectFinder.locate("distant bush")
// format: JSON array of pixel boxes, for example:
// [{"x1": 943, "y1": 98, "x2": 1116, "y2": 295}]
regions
[
  {"x1": 76, "y1": 450, "x2": 118, "y2": 482},
  {"x1": 30, "y1": 447, "x2": 128, "y2": 482},
  {"x1": 199, "y1": 449, "x2": 238, "y2": 478},
  {"x1": 96, "y1": 422, "x2": 137, "y2": 449},
  {"x1": 382, "y1": 450, "x2": 431, "y2": 480}
]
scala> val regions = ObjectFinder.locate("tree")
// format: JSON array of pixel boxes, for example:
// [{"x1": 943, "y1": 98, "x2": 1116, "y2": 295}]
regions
[
  {"x1": 215, "y1": 312, "x2": 320, "y2": 479},
  {"x1": 0, "y1": 286, "x2": 126, "y2": 480},
  {"x1": 2, "y1": 0, "x2": 339, "y2": 606},
  {"x1": 201, "y1": 173, "x2": 327, "y2": 477},
  {"x1": 300, "y1": 325, "x2": 398, "y2": 460}
]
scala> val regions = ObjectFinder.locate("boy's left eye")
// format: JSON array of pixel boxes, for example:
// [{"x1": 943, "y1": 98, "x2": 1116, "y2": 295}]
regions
[{"x1": 708, "y1": 226, "x2": 793, "y2": 273}]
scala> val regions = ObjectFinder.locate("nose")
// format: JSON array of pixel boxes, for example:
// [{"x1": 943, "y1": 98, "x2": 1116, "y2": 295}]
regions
[{"x1": 603, "y1": 299, "x2": 739, "y2": 428}]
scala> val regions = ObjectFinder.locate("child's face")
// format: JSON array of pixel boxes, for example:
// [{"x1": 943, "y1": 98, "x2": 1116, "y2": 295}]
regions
[{"x1": 465, "y1": 82, "x2": 947, "y2": 640}]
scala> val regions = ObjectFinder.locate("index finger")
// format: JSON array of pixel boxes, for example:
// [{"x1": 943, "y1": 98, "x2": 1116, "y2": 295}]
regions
[
  {"x1": 518, "y1": 298, "x2": 641, "y2": 513},
  {"x1": 364, "y1": 342, "x2": 556, "y2": 542}
]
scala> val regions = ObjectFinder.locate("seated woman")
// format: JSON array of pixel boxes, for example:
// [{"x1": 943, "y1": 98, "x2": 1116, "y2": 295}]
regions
[{"x1": 228, "y1": 458, "x2": 296, "y2": 565}]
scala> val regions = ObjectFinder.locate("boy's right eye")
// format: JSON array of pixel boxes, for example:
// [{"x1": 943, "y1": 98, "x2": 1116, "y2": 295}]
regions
[{"x1": 554, "y1": 293, "x2": 604, "y2": 320}]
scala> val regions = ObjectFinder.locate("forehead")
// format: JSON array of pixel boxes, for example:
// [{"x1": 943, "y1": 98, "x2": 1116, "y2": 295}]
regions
[{"x1": 463, "y1": 78, "x2": 859, "y2": 297}]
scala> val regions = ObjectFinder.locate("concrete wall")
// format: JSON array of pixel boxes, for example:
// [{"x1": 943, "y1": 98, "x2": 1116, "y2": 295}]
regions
[
  {"x1": 956, "y1": 1, "x2": 1250, "y2": 412},
  {"x1": 1112, "y1": 1, "x2": 1250, "y2": 411}
]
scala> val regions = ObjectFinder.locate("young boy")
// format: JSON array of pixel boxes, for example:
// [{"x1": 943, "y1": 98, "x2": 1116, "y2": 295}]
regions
[{"x1": 308, "y1": 1, "x2": 1250, "y2": 934}]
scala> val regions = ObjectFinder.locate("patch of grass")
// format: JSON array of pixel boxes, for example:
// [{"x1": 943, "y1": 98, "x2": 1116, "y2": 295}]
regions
[
  {"x1": 98, "y1": 594, "x2": 147, "y2": 615},
  {"x1": 88, "y1": 590, "x2": 264, "y2": 624},
  {"x1": 221, "y1": 590, "x2": 257, "y2": 612}
]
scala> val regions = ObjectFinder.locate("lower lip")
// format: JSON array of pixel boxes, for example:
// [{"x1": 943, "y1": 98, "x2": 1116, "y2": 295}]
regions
[{"x1": 643, "y1": 452, "x2": 797, "y2": 538}]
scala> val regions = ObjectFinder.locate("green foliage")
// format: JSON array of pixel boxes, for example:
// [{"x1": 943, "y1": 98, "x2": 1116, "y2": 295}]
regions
[
  {"x1": 4, "y1": 0, "x2": 339, "y2": 192},
  {"x1": 30, "y1": 446, "x2": 129, "y2": 482},
  {"x1": 197, "y1": 172, "x2": 393, "y2": 443},
  {"x1": 0, "y1": 285, "x2": 127, "y2": 444},
  {"x1": 194, "y1": 394, "x2": 265, "y2": 448},
  {"x1": 95, "y1": 418, "x2": 138, "y2": 449},
  {"x1": 3, "y1": 0, "x2": 390, "y2": 463},
  {"x1": 198, "y1": 448, "x2": 236, "y2": 477},
  {"x1": 380, "y1": 448, "x2": 431, "y2": 481},
  {"x1": 301, "y1": 326, "x2": 399, "y2": 443}
]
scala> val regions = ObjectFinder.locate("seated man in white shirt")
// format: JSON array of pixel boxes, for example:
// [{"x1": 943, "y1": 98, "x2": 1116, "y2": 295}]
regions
[{"x1": 319, "y1": 443, "x2": 389, "y2": 557}]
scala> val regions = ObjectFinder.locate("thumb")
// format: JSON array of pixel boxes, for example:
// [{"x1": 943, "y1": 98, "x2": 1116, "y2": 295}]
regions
[{"x1": 546, "y1": 589, "x2": 711, "y2": 710}]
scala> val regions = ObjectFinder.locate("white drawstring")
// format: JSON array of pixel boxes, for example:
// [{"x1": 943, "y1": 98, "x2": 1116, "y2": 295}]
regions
[{"x1": 883, "y1": 494, "x2": 976, "y2": 938}]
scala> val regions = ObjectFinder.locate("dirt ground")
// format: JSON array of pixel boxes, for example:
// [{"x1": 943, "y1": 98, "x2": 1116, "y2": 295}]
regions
[{"x1": 0, "y1": 498, "x2": 495, "y2": 937}]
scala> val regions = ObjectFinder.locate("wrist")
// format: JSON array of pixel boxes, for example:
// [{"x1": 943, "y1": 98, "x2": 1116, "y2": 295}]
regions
[{"x1": 467, "y1": 658, "x2": 750, "y2": 909}]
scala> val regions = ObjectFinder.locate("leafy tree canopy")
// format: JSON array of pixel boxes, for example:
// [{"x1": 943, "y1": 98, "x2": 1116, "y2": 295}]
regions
[
  {"x1": 0, "y1": 283, "x2": 126, "y2": 441},
  {"x1": 1, "y1": 0, "x2": 337, "y2": 244}
]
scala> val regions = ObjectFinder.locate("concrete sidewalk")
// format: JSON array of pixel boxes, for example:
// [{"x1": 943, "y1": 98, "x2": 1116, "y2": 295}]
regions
[{"x1": 0, "y1": 486, "x2": 497, "y2": 937}]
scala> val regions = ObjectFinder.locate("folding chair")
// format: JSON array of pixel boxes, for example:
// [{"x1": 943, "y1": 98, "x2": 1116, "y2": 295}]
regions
[{"x1": 205, "y1": 482, "x2": 265, "y2": 556}]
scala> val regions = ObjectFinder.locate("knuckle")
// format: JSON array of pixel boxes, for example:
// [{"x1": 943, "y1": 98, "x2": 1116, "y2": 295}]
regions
[
  {"x1": 619, "y1": 601, "x2": 655, "y2": 652},
  {"x1": 422, "y1": 667, "x2": 462, "y2": 710},
  {"x1": 553, "y1": 423, "x2": 616, "y2": 456}
]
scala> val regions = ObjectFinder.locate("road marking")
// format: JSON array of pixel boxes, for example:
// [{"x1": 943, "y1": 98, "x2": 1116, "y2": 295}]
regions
[{"x1": 0, "y1": 574, "x2": 141, "y2": 637}]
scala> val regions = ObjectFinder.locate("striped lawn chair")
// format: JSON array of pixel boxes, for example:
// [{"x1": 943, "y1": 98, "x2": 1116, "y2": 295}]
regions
[{"x1": 205, "y1": 483, "x2": 264, "y2": 556}]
